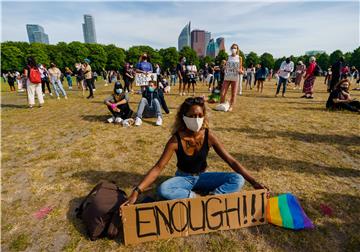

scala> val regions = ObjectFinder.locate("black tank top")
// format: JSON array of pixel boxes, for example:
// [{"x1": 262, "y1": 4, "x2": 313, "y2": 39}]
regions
[{"x1": 175, "y1": 129, "x2": 209, "y2": 174}]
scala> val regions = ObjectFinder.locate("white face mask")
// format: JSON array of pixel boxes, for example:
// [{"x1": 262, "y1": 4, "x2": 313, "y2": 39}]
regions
[
  {"x1": 231, "y1": 48, "x2": 237, "y2": 55},
  {"x1": 183, "y1": 115, "x2": 204, "y2": 132}
]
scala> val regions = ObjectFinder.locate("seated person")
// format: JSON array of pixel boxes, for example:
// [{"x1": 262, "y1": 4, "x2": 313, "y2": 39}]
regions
[
  {"x1": 104, "y1": 82, "x2": 134, "y2": 126},
  {"x1": 159, "y1": 75, "x2": 170, "y2": 94},
  {"x1": 326, "y1": 79, "x2": 360, "y2": 113},
  {"x1": 124, "y1": 97, "x2": 268, "y2": 204},
  {"x1": 134, "y1": 81, "x2": 169, "y2": 126}
]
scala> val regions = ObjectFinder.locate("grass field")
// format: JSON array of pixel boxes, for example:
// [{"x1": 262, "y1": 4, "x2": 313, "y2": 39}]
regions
[{"x1": 1, "y1": 77, "x2": 359, "y2": 252}]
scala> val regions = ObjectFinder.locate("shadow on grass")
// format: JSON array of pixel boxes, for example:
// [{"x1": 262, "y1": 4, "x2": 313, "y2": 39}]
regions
[
  {"x1": 227, "y1": 153, "x2": 360, "y2": 178},
  {"x1": 67, "y1": 170, "x2": 172, "y2": 244},
  {"x1": 213, "y1": 127, "x2": 360, "y2": 147},
  {"x1": 81, "y1": 114, "x2": 109, "y2": 122},
  {"x1": 1, "y1": 103, "x2": 28, "y2": 109}
]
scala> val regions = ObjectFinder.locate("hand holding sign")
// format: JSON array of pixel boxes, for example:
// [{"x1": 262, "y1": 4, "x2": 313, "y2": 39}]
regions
[
  {"x1": 224, "y1": 61, "x2": 240, "y2": 81},
  {"x1": 135, "y1": 73, "x2": 157, "y2": 86}
]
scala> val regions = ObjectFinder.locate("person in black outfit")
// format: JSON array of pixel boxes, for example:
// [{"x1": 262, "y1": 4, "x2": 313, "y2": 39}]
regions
[
  {"x1": 329, "y1": 57, "x2": 344, "y2": 92},
  {"x1": 7, "y1": 71, "x2": 16, "y2": 91},
  {"x1": 326, "y1": 79, "x2": 360, "y2": 112},
  {"x1": 104, "y1": 82, "x2": 134, "y2": 126},
  {"x1": 122, "y1": 63, "x2": 134, "y2": 93},
  {"x1": 122, "y1": 97, "x2": 268, "y2": 204}
]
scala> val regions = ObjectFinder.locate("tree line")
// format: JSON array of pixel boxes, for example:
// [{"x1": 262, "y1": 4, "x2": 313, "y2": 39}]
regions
[{"x1": 1, "y1": 41, "x2": 359, "y2": 73}]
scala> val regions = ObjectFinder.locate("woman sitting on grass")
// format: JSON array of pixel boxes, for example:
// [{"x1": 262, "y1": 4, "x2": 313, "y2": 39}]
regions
[
  {"x1": 326, "y1": 79, "x2": 360, "y2": 113},
  {"x1": 104, "y1": 82, "x2": 134, "y2": 127},
  {"x1": 124, "y1": 97, "x2": 267, "y2": 204}
]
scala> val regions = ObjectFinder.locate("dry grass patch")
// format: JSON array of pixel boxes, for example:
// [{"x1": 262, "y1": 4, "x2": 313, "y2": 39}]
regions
[{"x1": 1, "y1": 78, "x2": 360, "y2": 251}]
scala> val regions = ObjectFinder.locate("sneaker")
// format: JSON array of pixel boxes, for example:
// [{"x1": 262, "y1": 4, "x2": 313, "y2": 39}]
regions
[
  {"x1": 135, "y1": 117, "x2": 142, "y2": 126},
  {"x1": 69, "y1": 87, "x2": 72, "y2": 90},
  {"x1": 57, "y1": 96, "x2": 60, "y2": 100},
  {"x1": 39, "y1": 103, "x2": 44, "y2": 108},
  {"x1": 50, "y1": 93, "x2": 53, "y2": 96},
  {"x1": 156, "y1": 116, "x2": 163, "y2": 126},
  {"x1": 107, "y1": 117, "x2": 115, "y2": 123},
  {"x1": 29, "y1": 105, "x2": 33, "y2": 108},
  {"x1": 93, "y1": 89, "x2": 96, "y2": 91},
  {"x1": 114, "y1": 117, "x2": 123, "y2": 124},
  {"x1": 43, "y1": 93, "x2": 46, "y2": 97},
  {"x1": 104, "y1": 83, "x2": 108, "y2": 86},
  {"x1": 64, "y1": 96, "x2": 68, "y2": 100}
]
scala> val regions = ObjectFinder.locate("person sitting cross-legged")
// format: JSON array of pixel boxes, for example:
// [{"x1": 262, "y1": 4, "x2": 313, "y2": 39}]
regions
[
  {"x1": 134, "y1": 80, "x2": 169, "y2": 127},
  {"x1": 326, "y1": 79, "x2": 360, "y2": 113},
  {"x1": 104, "y1": 82, "x2": 134, "y2": 127}
]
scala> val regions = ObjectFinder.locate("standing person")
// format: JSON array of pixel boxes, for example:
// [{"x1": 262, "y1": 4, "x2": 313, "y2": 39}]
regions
[
  {"x1": 256, "y1": 63, "x2": 269, "y2": 93},
  {"x1": 213, "y1": 64, "x2": 221, "y2": 88},
  {"x1": 23, "y1": 57, "x2": 44, "y2": 108},
  {"x1": 170, "y1": 66, "x2": 177, "y2": 86},
  {"x1": 324, "y1": 67, "x2": 332, "y2": 92},
  {"x1": 350, "y1": 66, "x2": 358, "y2": 84},
  {"x1": 186, "y1": 61, "x2": 197, "y2": 96},
  {"x1": 75, "y1": 63, "x2": 85, "y2": 91},
  {"x1": 123, "y1": 63, "x2": 134, "y2": 93},
  {"x1": 15, "y1": 71, "x2": 24, "y2": 92},
  {"x1": 177, "y1": 56, "x2": 187, "y2": 96},
  {"x1": 83, "y1": 59, "x2": 94, "y2": 99},
  {"x1": 220, "y1": 44, "x2": 243, "y2": 112},
  {"x1": 245, "y1": 63, "x2": 255, "y2": 90},
  {"x1": 64, "y1": 67, "x2": 73, "y2": 90},
  {"x1": 40, "y1": 65, "x2": 52, "y2": 96},
  {"x1": 48, "y1": 63, "x2": 68, "y2": 100},
  {"x1": 341, "y1": 65, "x2": 350, "y2": 79},
  {"x1": 267, "y1": 69, "x2": 273, "y2": 81},
  {"x1": 136, "y1": 53, "x2": 153, "y2": 74},
  {"x1": 219, "y1": 59, "x2": 226, "y2": 91},
  {"x1": 7, "y1": 71, "x2": 16, "y2": 91},
  {"x1": 102, "y1": 68, "x2": 108, "y2": 86},
  {"x1": 302, "y1": 56, "x2": 318, "y2": 99},
  {"x1": 122, "y1": 97, "x2": 268, "y2": 204},
  {"x1": 155, "y1": 63, "x2": 161, "y2": 84},
  {"x1": 129, "y1": 64, "x2": 136, "y2": 92},
  {"x1": 207, "y1": 63, "x2": 214, "y2": 91},
  {"x1": 329, "y1": 57, "x2": 344, "y2": 92},
  {"x1": 275, "y1": 57, "x2": 294, "y2": 97},
  {"x1": 294, "y1": 61, "x2": 306, "y2": 90}
]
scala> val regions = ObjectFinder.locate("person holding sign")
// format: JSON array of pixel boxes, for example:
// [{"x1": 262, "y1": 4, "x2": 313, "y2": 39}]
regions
[
  {"x1": 220, "y1": 44, "x2": 243, "y2": 112},
  {"x1": 123, "y1": 97, "x2": 267, "y2": 204}
]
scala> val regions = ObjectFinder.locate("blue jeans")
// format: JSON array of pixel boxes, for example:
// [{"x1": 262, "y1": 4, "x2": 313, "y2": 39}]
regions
[
  {"x1": 136, "y1": 97, "x2": 162, "y2": 119},
  {"x1": 157, "y1": 170, "x2": 245, "y2": 200},
  {"x1": 66, "y1": 75, "x2": 72, "y2": 87},
  {"x1": 276, "y1": 76, "x2": 288, "y2": 94},
  {"x1": 170, "y1": 75, "x2": 177, "y2": 86},
  {"x1": 51, "y1": 78, "x2": 67, "y2": 97}
]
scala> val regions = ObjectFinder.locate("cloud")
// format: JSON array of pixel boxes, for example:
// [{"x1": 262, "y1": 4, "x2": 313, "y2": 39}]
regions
[{"x1": 1, "y1": 1, "x2": 359, "y2": 57}]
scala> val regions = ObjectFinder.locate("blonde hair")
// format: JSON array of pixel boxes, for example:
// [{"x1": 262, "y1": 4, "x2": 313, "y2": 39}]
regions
[{"x1": 230, "y1": 43, "x2": 240, "y2": 55}]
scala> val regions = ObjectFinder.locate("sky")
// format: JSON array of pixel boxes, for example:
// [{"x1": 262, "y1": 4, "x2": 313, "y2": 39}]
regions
[{"x1": 1, "y1": 0, "x2": 359, "y2": 57}]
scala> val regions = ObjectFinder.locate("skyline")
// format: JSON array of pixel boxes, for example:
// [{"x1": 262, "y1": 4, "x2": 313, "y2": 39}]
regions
[{"x1": 1, "y1": 1, "x2": 359, "y2": 57}]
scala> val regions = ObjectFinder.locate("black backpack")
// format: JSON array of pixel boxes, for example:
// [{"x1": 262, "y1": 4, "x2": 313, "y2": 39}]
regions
[
  {"x1": 313, "y1": 64, "x2": 322, "y2": 76},
  {"x1": 75, "y1": 180, "x2": 127, "y2": 241}
]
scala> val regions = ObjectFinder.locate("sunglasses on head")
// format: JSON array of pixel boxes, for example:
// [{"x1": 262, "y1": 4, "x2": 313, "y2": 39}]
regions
[{"x1": 184, "y1": 97, "x2": 205, "y2": 105}]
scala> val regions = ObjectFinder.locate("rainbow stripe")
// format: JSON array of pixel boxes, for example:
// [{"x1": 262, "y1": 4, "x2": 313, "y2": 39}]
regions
[{"x1": 267, "y1": 193, "x2": 314, "y2": 230}]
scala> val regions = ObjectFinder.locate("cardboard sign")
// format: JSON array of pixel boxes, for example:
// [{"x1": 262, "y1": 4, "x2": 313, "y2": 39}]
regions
[
  {"x1": 121, "y1": 189, "x2": 267, "y2": 245},
  {"x1": 135, "y1": 73, "x2": 157, "y2": 86},
  {"x1": 224, "y1": 61, "x2": 240, "y2": 81}
]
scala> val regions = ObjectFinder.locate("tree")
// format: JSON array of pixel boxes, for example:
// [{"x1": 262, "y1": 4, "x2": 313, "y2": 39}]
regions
[
  {"x1": 159, "y1": 47, "x2": 179, "y2": 71},
  {"x1": 245, "y1": 52, "x2": 259, "y2": 67},
  {"x1": 329, "y1": 50, "x2": 343, "y2": 65},
  {"x1": 47, "y1": 42, "x2": 71, "y2": 70},
  {"x1": 316, "y1": 53, "x2": 330, "y2": 71},
  {"x1": 1, "y1": 44, "x2": 24, "y2": 72},
  {"x1": 126, "y1": 45, "x2": 161, "y2": 66},
  {"x1": 343, "y1": 52, "x2": 352, "y2": 65},
  {"x1": 85, "y1": 43, "x2": 107, "y2": 72},
  {"x1": 26, "y1": 43, "x2": 50, "y2": 65},
  {"x1": 68, "y1": 41, "x2": 90, "y2": 63},
  {"x1": 238, "y1": 49, "x2": 245, "y2": 67},
  {"x1": 179, "y1": 46, "x2": 199, "y2": 67},
  {"x1": 200, "y1": 56, "x2": 214, "y2": 69},
  {"x1": 259, "y1": 53, "x2": 275, "y2": 69},
  {"x1": 350, "y1": 47, "x2": 360, "y2": 69},
  {"x1": 105, "y1": 44, "x2": 126, "y2": 70}
]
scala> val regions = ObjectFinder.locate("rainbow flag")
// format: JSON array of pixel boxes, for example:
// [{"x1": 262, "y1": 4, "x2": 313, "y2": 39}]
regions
[{"x1": 267, "y1": 193, "x2": 314, "y2": 230}]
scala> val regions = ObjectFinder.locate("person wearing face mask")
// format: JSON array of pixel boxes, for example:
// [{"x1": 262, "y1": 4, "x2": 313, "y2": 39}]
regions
[
  {"x1": 219, "y1": 44, "x2": 243, "y2": 112},
  {"x1": 122, "y1": 97, "x2": 268, "y2": 205},
  {"x1": 275, "y1": 57, "x2": 294, "y2": 97},
  {"x1": 134, "y1": 81, "x2": 169, "y2": 126},
  {"x1": 326, "y1": 79, "x2": 360, "y2": 112},
  {"x1": 104, "y1": 82, "x2": 134, "y2": 126},
  {"x1": 136, "y1": 53, "x2": 153, "y2": 74}
]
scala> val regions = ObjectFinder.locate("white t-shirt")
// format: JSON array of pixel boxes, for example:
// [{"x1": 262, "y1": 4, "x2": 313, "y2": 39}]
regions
[
  {"x1": 228, "y1": 55, "x2": 240, "y2": 63},
  {"x1": 279, "y1": 61, "x2": 294, "y2": 79}
]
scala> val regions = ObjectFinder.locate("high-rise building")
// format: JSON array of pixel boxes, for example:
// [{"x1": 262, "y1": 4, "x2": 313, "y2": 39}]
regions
[
  {"x1": 191, "y1": 30, "x2": 206, "y2": 57},
  {"x1": 82, "y1": 14, "x2": 97, "y2": 43},
  {"x1": 206, "y1": 39, "x2": 219, "y2": 58},
  {"x1": 26, "y1": 24, "x2": 49, "y2": 44},
  {"x1": 305, "y1": 50, "x2": 326, "y2": 56},
  {"x1": 216, "y1": 37, "x2": 225, "y2": 51},
  {"x1": 204, "y1": 32, "x2": 211, "y2": 56},
  {"x1": 178, "y1": 22, "x2": 191, "y2": 51}
]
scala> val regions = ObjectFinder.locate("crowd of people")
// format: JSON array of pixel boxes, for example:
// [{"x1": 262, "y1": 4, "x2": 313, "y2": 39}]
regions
[{"x1": 2, "y1": 48, "x2": 360, "y2": 114}]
